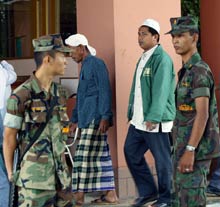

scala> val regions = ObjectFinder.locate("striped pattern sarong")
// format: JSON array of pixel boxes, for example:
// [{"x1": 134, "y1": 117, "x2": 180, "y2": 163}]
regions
[{"x1": 72, "y1": 123, "x2": 115, "y2": 192}]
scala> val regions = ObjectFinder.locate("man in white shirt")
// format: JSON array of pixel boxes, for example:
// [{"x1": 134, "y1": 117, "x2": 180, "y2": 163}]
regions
[
  {"x1": 124, "y1": 19, "x2": 176, "y2": 207},
  {"x1": 0, "y1": 61, "x2": 17, "y2": 118},
  {"x1": 0, "y1": 60, "x2": 17, "y2": 207}
]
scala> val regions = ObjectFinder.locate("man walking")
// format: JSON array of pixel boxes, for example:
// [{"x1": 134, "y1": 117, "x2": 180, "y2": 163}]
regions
[
  {"x1": 124, "y1": 19, "x2": 176, "y2": 207},
  {"x1": 3, "y1": 34, "x2": 73, "y2": 207},
  {"x1": 65, "y1": 34, "x2": 118, "y2": 206},
  {"x1": 0, "y1": 60, "x2": 17, "y2": 207}
]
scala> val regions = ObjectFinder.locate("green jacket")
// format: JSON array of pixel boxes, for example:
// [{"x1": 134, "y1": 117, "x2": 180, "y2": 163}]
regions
[{"x1": 127, "y1": 45, "x2": 176, "y2": 123}]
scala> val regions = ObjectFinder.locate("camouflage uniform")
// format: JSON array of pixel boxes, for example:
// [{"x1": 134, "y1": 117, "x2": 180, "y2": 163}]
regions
[
  {"x1": 166, "y1": 17, "x2": 220, "y2": 207},
  {"x1": 4, "y1": 34, "x2": 73, "y2": 207},
  {"x1": 172, "y1": 53, "x2": 220, "y2": 207}
]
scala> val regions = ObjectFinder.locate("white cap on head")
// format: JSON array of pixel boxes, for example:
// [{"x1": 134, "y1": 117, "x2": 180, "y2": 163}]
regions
[
  {"x1": 65, "y1": 34, "x2": 96, "y2": 56},
  {"x1": 141, "y1": 18, "x2": 160, "y2": 34}
]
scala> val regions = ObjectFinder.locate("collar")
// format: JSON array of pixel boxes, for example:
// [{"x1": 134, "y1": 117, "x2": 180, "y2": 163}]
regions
[
  {"x1": 30, "y1": 72, "x2": 57, "y2": 96},
  {"x1": 82, "y1": 54, "x2": 92, "y2": 65},
  {"x1": 183, "y1": 52, "x2": 201, "y2": 70},
  {"x1": 142, "y1": 44, "x2": 158, "y2": 59}
]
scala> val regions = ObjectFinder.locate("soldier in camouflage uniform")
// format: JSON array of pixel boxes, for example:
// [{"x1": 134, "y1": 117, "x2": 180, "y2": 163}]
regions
[
  {"x1": 3, "y1": 34, "x2": 73, "y2": 207},
  {"x1": 166, "y1": 16, "x2": 220, "y2": 207}
]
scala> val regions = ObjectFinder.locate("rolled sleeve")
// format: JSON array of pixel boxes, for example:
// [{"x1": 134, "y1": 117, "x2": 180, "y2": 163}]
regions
[
  {"x1": 4, "y1": 93, "x2": 24, "y2": 129},
  {"x1": 191, "y1": 67, "x2": 212, "y2": 99},
  {"x1": 4, "y1": 113, "x2": 23, "y2": 129},
  {"x1": 192, "y1": 87, "x2": 210, "y2": 99}
]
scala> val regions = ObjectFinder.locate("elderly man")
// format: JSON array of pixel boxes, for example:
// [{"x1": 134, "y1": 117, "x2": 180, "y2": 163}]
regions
[{"x1": 65, "y1": 34, "x2": 118, "y2": 206}]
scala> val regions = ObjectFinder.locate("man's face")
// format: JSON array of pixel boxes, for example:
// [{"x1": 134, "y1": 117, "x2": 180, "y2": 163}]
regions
[
  {"x1": 171, "y1": 32, "x2": 197, "y2": 56},
  {"x1": 49, "y1": 52, "x2": 67, "y2": 76},
  {"x1": 138, "y1": 26, "x2": 158, "y2": 51},
  {"x1": 69, "y1": 46, "x2": 84, "y2": 63}
]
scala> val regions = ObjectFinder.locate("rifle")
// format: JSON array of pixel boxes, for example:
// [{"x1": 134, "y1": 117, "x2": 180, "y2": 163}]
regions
[{"x1": 9, "y1": 147, "x2": 19, "y2": 207}]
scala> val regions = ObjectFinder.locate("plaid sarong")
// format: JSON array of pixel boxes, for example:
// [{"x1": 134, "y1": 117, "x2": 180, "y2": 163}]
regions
[{"x1": 72, "y1": 123, "x2": 115, "y2": 192}]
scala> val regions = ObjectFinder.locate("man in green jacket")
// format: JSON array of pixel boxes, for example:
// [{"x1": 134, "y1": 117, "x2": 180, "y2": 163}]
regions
[{"x1": 124, "y1": 19, "x2": 176, "y2": 207}]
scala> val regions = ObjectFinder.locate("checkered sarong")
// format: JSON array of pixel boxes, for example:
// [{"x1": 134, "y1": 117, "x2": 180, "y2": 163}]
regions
[{"x1": 72, "y1": 123, "x2": 115, "y2": 192}]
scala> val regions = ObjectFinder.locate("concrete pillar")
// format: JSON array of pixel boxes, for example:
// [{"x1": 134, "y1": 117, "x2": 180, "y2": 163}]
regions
[
  {"x1": 200, "y1": 0, "x2": 220, "y2": 179},
  {"x1": 76, "y1": 0, "x2": 180, "y2": 198},
  {"x1": 200, "y1": 0, "x2": 220, "y2": 111}
]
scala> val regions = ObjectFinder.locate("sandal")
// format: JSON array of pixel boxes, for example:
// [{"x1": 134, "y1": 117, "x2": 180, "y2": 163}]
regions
[
  {"x1": 91, "y1": 195, "x2": 119, "y2": 205},
  {"x1": 75, "y1": 200, "x2": 83, "y2": 207}
]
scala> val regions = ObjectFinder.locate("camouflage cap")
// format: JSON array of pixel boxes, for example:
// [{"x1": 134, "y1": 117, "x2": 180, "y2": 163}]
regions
[
  {"x1": 165, "y1": 16, "x2": 199, "y2": 35},
  {"x1": 32, "y1": 34, "x2": 71, "y2": 52}
]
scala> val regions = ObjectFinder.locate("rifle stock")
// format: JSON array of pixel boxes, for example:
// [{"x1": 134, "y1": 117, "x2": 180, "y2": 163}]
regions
[{"x1": 9, "y1": 148, "x2": 19, "y2": 207}]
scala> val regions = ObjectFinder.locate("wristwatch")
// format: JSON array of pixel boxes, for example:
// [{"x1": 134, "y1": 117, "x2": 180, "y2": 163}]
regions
[{"x1": 186, "y1": 145, "x2": 196, "y2": 152}]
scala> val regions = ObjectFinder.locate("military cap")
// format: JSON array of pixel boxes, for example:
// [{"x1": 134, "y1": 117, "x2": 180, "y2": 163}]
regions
[
  {"x1": 32, "y1": 34, "x2": 71, "y2": 52},
  {"x1": 165, "y1": 16, "x2": 199, "y2": 35}
]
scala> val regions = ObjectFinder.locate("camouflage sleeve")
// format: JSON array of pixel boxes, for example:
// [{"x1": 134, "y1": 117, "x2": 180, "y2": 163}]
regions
[
  {"x1": 191, "y1": 66, "x2": 212, "y2": 99},
  {"x1": 4, "y1": 94, "x2": 24, "y2": 129},
  {"x1": 4, "y1": 82, "x2": 31, "y2": 129}
]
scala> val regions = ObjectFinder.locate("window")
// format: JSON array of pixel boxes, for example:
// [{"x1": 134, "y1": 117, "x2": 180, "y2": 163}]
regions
[{"x1": 0, "y1": 0, "x2": 76, "y2": 58}]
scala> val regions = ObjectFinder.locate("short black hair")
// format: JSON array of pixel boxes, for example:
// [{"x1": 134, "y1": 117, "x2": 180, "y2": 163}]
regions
[
  {"x1": 148, "y1": 27, "x2": 160, "y2": 42},
  {"x1": 34, "y1": 50, "x2": 57, "y2": 68},
  {"x1": 189, "y1": 29, "x2": 199, "y2": 36}
]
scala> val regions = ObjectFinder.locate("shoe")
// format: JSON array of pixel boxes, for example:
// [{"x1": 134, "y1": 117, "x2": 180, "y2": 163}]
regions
[
  {"x1": 150, "y1": 202, "x2": 169, "y2": 207},
  {"x1": 132, "y1": 194, "x2": 157, "y2": 207},
  {"x1": 206, "y1": 186, "x2": 220, "y2": 197}
]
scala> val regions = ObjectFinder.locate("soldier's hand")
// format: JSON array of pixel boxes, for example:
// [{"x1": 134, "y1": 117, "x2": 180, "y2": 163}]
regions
[
  {"x1": 99, "y1": 119, "x2": 109, "y2": 134},
  {"x1": 68, "y1": 123, "x2": 77, "y2": 136},
  {"x1": 8, "y1": 172, "x2": 13, "y2": 182},
  {"x1": 177, "y1": 151, "x2": 195, "y2": 173}
]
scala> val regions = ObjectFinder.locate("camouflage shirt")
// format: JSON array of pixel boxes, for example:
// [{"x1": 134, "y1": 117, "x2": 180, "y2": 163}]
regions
[
  {"x1": 173, "y1": 53, "x2": 220, "y2": 161},
  {"x1": 4, "y1": 74, "x2": 71, "y2": 190}
]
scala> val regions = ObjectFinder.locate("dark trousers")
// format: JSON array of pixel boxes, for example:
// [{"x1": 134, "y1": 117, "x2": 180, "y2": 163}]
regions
[
  {"x1": 208, "y1": 156, "x2": 220, "y2": 190},
  {"x1": 124, "y1": 124, "x2": 172, "y2": 204}
]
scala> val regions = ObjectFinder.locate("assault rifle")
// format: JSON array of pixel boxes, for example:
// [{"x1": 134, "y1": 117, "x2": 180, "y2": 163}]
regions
[{"x1": 9, "y1": 148, "x2": 19, "y2": 207}]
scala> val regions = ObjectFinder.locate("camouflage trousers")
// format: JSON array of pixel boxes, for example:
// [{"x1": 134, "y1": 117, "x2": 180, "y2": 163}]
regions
[
  {"x1": 172, "y1": 159, "x2": 211, "y2": 207},
  {"x1": 18, "y1": 187, "x2": 74, "y2": 207}
]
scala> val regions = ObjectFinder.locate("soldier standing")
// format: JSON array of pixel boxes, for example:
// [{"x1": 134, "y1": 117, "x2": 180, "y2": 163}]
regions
[
  {"x1": 3, "y1": 34, "x2": 73, "y2": 207},
  {"x1": 166, "y1": 16, "x2": 220, "y2": 207}
]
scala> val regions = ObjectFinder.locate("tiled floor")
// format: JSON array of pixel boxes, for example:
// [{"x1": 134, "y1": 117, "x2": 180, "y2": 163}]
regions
[
  {"x1": 207, "y1": 204, "x2": 220, "y2": 207},
  {"x1": 80, "y1": 193, "x2": 220, "y2": 207},
  {"x1": 207, "y1": 197, "x2": 220, "y2": 207}
]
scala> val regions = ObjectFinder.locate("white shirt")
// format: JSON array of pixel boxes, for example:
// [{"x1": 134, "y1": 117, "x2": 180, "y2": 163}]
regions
[
  {"x1": 0, "y1": 61, "x2": 17, "y2": 118},
  {"x1": 131, "y1": 45, "x2": 173, "y2": 132}
]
